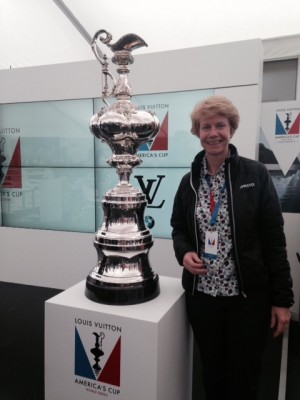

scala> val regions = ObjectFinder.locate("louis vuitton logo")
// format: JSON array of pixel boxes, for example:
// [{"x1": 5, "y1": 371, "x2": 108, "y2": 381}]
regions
[{"x1": 134, "y1": 174, "x2": 165, "y2": 208}]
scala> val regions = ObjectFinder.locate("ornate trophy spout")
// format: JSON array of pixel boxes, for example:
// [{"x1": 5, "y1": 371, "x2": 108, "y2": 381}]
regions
[{"x1": 85, "y1": 30, "x2": 160, "y2": 305}]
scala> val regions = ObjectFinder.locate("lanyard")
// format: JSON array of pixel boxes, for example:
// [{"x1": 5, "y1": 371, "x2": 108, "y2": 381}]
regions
[{"x1": 205, "y1": 175, "x2": 226, "y2": 226}]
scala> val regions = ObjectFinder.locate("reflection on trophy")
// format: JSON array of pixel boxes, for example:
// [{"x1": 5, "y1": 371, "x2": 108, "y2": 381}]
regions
[{"x1": 85, "y1": 29, "x2": 160, "y2": 305}]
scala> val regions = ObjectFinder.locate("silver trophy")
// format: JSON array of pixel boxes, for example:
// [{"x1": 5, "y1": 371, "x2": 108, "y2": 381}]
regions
[{"x1": 85, "y1": 29, "x2": 160, "y2": 305}]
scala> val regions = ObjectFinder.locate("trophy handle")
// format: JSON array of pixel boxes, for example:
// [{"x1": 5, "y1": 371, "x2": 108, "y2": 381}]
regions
[{"x1": 91, "y1": 30, "x2": 116, "y2": 103}]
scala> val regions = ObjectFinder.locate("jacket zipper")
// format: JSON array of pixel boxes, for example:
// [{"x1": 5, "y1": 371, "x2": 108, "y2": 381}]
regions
[
  {"x1": 190, "y1": 168, "x2": 198, "y2": 295},
  {"x1": 228, "y1": 163, "x2": 247, "y2": 298}
]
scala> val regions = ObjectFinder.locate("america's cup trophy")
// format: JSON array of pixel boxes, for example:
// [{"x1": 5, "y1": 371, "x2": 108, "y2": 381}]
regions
[{"x1": 85, "y1": 29, "x2": 160, "y2": 305}]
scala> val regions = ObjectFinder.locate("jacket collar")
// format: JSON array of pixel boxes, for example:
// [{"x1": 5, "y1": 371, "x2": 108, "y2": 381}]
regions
[{"x1": 191, "y1": 144, "x2": 239, "y2": 187}]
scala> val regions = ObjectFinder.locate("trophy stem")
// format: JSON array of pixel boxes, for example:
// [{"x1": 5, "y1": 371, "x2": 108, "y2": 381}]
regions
[
  {"x1": 118, "y1": 171, "x2": 131, "y2": 185},
  {"x1": 108, "y1": 153, "x2": 142, "y2": 185}
]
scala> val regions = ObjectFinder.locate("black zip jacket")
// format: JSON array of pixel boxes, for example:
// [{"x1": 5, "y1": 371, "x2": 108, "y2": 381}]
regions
[{"x1": 171, "y1": 144, "x2": 294, "y2": 308}]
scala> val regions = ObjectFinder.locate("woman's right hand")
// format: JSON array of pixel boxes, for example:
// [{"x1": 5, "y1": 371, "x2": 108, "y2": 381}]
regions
[{"x1": 183, "y1": 252, "x2": 207, "y2": 275}]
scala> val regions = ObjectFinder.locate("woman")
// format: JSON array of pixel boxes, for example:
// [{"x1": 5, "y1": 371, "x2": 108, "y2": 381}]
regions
[{"x1": 171, "y1": 95, "x2": 294, "y2": 400}]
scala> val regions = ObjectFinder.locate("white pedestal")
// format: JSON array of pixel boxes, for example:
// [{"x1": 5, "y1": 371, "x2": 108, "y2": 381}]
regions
[{"x1": 45, "y1": 276, "x2": 193, "y2": 400}]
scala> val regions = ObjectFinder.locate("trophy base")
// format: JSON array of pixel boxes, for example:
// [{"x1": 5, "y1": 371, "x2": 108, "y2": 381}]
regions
[{"x1": 85, "y1": 275, "x2": 160, "y2": 305}]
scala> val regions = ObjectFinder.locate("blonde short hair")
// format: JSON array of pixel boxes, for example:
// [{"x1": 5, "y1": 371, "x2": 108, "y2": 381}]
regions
[{"x1": 191, "y1": 95, "x2": 240, "y2": 136}]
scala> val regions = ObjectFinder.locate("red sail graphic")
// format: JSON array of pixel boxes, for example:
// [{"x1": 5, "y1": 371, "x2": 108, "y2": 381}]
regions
[
  {"x1": 151, "y1": 112, "x2": 168, "y2": 150},
  {"x1": 98, "y1": 337, "x2": 121, "y2": 386},
  {"x1": 2, "y1": 138, "x2": 22, "y2": 188},
  {"x1": 289, "y1": 114, "x2": 300, "y2": 134}
]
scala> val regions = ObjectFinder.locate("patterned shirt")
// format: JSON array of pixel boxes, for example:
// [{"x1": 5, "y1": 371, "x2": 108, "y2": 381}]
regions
[{"x1": 195, "y1": 157, "x2": 239, "y2": 296}]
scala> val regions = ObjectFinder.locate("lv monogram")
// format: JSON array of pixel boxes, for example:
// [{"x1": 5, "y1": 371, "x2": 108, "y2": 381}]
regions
[{"x1": 134, "y1": 175, "x2": 166, "y2": 208}]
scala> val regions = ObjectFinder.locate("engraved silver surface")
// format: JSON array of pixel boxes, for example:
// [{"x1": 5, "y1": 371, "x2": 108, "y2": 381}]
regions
[{"x1": 85, "y1": 30, "x2": 160, "y2": 305}]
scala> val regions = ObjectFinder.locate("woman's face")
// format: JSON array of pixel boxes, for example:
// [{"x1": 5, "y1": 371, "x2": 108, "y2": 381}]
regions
[{"x1": 198, "y1": 114, "x2": 232, "y2": 158}]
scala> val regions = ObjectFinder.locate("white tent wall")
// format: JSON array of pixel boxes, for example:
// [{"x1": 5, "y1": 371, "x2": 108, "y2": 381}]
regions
[{"x1": 1, "y1": 0, "x2": 300, "y2": 70}]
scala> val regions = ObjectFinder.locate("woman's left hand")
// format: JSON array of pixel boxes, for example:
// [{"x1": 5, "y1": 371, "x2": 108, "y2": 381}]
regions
[{"x1": 271, "y1": 306, "x2": 291, "y2": 337}]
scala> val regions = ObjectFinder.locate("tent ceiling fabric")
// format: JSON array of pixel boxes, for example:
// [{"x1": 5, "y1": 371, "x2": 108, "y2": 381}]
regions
[{"x1": 0, "y1": 0, "x2": 300, "y2": 70}]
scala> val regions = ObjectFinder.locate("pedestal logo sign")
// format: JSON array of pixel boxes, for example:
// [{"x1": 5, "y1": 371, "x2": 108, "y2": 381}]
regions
[{"x1": 74, "y1": 317, "x2": 122, "y2": 397}]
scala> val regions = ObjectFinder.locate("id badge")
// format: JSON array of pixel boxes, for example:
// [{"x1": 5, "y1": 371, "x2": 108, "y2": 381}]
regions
[{"x1": 204, "y1": 230, "x2": 218, "y2": 259}]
